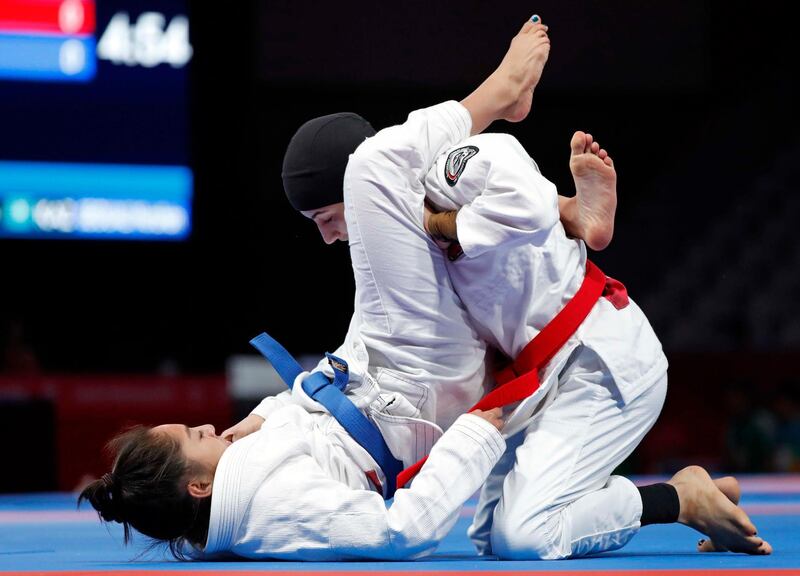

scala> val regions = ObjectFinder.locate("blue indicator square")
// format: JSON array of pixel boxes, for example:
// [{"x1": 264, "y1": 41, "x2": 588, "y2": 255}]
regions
[{"x1": 0, "y1": 33, "x2": 96, "y2": 82}]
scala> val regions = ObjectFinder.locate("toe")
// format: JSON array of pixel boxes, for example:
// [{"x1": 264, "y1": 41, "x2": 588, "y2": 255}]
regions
[
  {"x1": 522, "y1": 17, "x2": 547, "y2": 34},
  {"x1": 715, "y1": 476, "x2": 742, "y2": 505},
  {"x1": 598, "y1": 149, "x2": 608, "y2": 159},
  {"x1": 698, "y1": 538, "x2": 726, "y2": 553},
  {"x1": 584, "y1": 133, "x2": 593, "y2": 153},
  {"x1": 570, "y1": 131, "x2": 586, "y2": 156},
  {"x1": 712, "y1": 532, "x2": 763, "y2": 555},
  {"x1": 735, "y1": 512, "x2": 758, "y2": 536},
  {"x1": 744, "y1": 535, "x2": 767, "y2": 552}
]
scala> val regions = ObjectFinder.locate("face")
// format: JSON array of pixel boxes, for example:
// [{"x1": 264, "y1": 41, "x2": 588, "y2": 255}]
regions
[
  {"x1": 300, "y1": 202, "x2": 347, "y2": 244},
  {"x1": 154, "y1": 423, "x2": 230, "y2": 479}
]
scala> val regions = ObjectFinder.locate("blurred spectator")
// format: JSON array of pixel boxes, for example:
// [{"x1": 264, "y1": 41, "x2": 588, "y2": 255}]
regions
[
  {"x1": 2, "y1": 318, "x2": 40, "y2": 374},
  {"x1": 724, "y1": 382, "x2": 777, "y2": 472},
  {"x1": 722, "y1": 380, "x2": 800, "y2": 473},
  {"x1": 773, "y1": 382, "x2": 800, "y2": 472}
]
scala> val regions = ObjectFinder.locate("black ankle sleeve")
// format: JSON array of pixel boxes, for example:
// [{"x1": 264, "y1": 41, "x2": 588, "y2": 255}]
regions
[{"x1": 638, "y1": 483, "x2": 680, "y2": 526}]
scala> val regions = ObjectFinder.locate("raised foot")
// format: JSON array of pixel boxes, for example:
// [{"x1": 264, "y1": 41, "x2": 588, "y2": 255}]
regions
[
  {"x1": 568, "y1": 131, "x2": 617, "y2": 250},
  {"x1": 497, "y1": 19, "x2": 551, "y2": 123}
]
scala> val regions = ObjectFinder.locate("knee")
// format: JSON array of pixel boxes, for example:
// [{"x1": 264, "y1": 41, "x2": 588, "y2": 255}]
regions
[{"x1": 490, "y1": 505, "x2": 570, "y2": 560}]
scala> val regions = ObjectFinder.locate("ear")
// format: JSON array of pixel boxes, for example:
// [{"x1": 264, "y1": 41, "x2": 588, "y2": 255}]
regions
[{"x1": 186, "y1": 477, "x2": 212, "y2": 499}]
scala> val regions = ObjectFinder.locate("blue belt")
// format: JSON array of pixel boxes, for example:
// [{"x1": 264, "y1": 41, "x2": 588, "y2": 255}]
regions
[{"x1": 250, "y1": 332, "x2": 404, "y2": 497}]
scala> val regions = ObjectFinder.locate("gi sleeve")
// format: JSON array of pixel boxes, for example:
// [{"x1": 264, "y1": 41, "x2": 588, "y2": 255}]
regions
[
  {"x1": 453, "y1": 134, "x2": 560, "y2": 258},
  {"x1": 351, "y1": 101, "x2": 472, "y2": 185},
  {"x1": 250, "y1": 389, "x2": 292, "y2": 420},
  {"x1": 240, "y1": 413, "x2": 505, "y2": 560}
]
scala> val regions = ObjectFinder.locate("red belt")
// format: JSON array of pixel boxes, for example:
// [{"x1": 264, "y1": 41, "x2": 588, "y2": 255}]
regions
[{"x1": 396, "y1": 260, "x2": 626, "y2": 489}]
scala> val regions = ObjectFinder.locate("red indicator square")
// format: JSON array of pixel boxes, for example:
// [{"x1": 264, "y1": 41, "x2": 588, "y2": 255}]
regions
[{"x1": 0, "y1": 0, "x2": 95, "y2": 36}]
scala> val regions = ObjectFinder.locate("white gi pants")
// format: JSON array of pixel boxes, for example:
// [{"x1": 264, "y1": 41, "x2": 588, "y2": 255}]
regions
[{"x1": 470, "y1": 346, "x2": 668, "y2": 559}]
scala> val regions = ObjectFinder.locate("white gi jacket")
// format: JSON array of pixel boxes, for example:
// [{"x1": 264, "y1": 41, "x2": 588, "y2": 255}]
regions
[
  {"x1": 201, "y1": 392, "x2": 505, "y2": 560},
  {"x1": 423, "y1": 131, "x2": 669, "y2": 433}
]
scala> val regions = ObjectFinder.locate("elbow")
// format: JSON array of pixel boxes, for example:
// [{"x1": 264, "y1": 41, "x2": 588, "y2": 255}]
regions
[{"x1": 381, "y1": 510, "x2": 444, "y2": 560}]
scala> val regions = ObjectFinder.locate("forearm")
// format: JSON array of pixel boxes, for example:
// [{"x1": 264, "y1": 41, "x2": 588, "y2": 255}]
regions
[
  {"x1": 428, "y1": 194, "x2": 600, "y2": 253},
  {"x1": 427, "y1": 194, "x2": 581, "y2": 252},
  {"x1": 284, "y1": 415, "x2": 504, "y2": 561},
  {"x1": 379, "y1": 414, "x2": 505, "y2": 559}
]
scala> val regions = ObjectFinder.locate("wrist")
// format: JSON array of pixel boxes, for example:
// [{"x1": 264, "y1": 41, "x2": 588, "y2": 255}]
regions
[
  {"x1": 427, "y1": 210, "x2": 459, "y2": 242},
  {"x1": 248, "y1": 410, "x2": 268, "y2": 423}
]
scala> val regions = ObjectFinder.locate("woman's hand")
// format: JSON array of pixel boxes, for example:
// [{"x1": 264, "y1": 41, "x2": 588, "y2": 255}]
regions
[
  {"x1": 221, "y1": 413, "x2": 266, "y2": 442},
  {"x1": 469, "y1": 407, "x2": 505, "y2": 431}
]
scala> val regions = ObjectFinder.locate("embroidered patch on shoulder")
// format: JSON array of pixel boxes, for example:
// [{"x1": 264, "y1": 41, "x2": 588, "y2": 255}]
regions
[{"x1": 444, "y1": 145, "x2": 479, "y2": 187}]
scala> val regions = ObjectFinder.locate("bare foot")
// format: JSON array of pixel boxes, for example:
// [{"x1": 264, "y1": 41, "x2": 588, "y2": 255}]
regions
[
  {"x1": 698, "y1": 476, "x2": 741, "y2": 552},
  {"x1": 568, "y1": 131, "x2": 617, "y2": 251},
  {"x1": 669, "y1": 466, "x2": 772, "y2": 555},
  {"x1": 493, "y1": 19, "x2": 551, "y2": 123}
]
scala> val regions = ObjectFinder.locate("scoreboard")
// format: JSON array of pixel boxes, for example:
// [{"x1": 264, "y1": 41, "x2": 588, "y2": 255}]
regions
[
  {"x1": 0, "y1": 0, "x2": 192, "y2": 240},
  {"x1": 0, "y1": 0, "x2": 96, "y2": 82}
]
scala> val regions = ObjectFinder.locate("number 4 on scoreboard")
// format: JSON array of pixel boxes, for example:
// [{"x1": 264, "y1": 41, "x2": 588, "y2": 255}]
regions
[{"x1": 97, "y1": 11, "x2": 192, "y2": 68}]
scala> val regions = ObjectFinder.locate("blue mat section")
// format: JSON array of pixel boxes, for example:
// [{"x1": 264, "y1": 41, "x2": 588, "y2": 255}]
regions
[{"x1": 1, "y1": 478, "x2": 799, "y2": 572}]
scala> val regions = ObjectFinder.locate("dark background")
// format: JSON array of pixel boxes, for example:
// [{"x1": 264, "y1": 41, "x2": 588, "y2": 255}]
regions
[{"x1": 2, "y1": 0, "x2": 799, "y2": 489}]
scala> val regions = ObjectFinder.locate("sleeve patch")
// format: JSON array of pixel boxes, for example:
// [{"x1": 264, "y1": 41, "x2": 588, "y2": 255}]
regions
[{"x1": 444, "y1": 145, "x2": 479, "y2": 187}]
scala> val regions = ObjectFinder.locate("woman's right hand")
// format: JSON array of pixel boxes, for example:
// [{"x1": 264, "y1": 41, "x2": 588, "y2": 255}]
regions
[
  {"x1": 221, "y1": 413, "x2": 266, "y2": 442},
  {"x1": 469, "y1": 407, "x2": 505, "y2": 431}
]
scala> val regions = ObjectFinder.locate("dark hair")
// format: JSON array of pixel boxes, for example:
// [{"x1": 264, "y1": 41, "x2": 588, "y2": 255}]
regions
[{"x1": 78, "y1": 426, "x2": 211, "y2": 559}]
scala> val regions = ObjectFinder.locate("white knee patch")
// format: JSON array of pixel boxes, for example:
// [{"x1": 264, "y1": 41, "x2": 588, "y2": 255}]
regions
[{"x1": 490, "y1": 506, "x2": 570, "y2": 560}]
